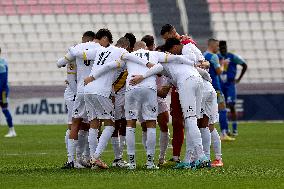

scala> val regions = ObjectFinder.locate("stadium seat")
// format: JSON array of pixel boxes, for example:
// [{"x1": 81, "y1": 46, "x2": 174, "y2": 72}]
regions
[{"x1": 0, "y1": 0, "x2": 153, "y2": 86}]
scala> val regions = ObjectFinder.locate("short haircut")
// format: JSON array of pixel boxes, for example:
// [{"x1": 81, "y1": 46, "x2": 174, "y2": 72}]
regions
[
  {"x1": 134, "y1": 41, "x2": 147, "y2": 50},
  {"x1": 124, "y1": 33, "x2": 136, "y2": 49},
  {"x1": 96, "y1": 28, "x2": 113, "y2": 43},
  {"x1": 164, "y1": 38, "x2": 181, "y2": 51},
  {"x1": 155, "y1": 45, "x2": 165, "y2": 52},
  {"x1": 83, "y1": 31, "x2": 96, "y2": 40},
  {"x1": 208, "y1": 38, "x2": 219, "y2": 45},
  {"x1": 219, "y1": 40, "x2": 227, "y2": 46},
  {"x1": 116, "y1": 37, "x2": 130, "y2": 48},
  {"x1": 141, "y1": 35, "x2": 154, "y2": 48},
  {"x1": 160, "y1": 24, "x2": 174, "y2": 36}
]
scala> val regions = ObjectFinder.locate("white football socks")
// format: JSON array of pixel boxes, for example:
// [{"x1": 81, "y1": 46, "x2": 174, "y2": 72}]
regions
[
  {"x1": 126, "y1": 127, "x2": 136, "y2": 164},
  {"x1": 93, "y1": 126, "x2": 115, "y2": 159},
  {"x1": 76, "y1": 130, "x2": 85, "y2": 160},
  {"x1": 119, "y1": 135, "x2": 126, "y2": 158},
  {"x1": 211, "y1": 128, "x2": 222, "y2": 160},
  {"x1": 65, "y1": 129, "x2": 70, "y2": 152},
  {"x1": 184, "y1": 138, "x2": 194, "y2": 164},
  {"x1": 200, "y1": 127, "x2": 211, "y2": 160},
  {"x1": 88, "y1": 128, "x2": 98, "y2": 157},
  {"x1": 146, "y1": 128, "x2": 156, "y2": 163},
  {"x1": 67, "y1": 139, "x2": 78, "y2": 163},
  {"x1": 184, "y1": 117, "x2": 205, "y2": 160},
  {"x1": 142, "y1": 131, "x2": 147, "y2": 151},
  {"x1": 111, "y1": 137, "x2": 121, "y2": 160},
  {"x1": 83, "y1": 131, "x2": 90, "y2": 160},
  {"x1": 159, "y1": 131, "x2": 169, "y2": 160}
]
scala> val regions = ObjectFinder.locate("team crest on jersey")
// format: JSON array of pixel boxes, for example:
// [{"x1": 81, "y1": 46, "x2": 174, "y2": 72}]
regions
[
  {"x1": 187, "y1": 106, "x2": 193, "y2": 112},
  {"x1": 129, "y1": 110, "x2": 135, "y2": 117},
  {"x1": 74, "y1": 109, "x2": 78, "y2": 115},
  {"x1": 69, "y1": 64, "x2": 75, "y2": 70}
]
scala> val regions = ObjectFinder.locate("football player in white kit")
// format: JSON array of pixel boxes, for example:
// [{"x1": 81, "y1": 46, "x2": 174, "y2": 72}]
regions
[
  {"x1": 57, "y1": 31, "x2": 107, "y2": 169},
  {"x1": 125, "y1": 41, "x2": 198, "y2": 169},
  {"x1": 130, "y1": 38, "x2": 211, "y2": 169},
  {"x1": 82, "y1": 37, "x2": 154, "y2": 169},
  {"x1": 141, "y1": 35, "x2": 171, "y2": 166},
  {"x1": 62, "y1": 61, "x2": 76, "y2": 164},
  {"x1": 180, "y1": 41, "x2": 223, "y2": 167}
]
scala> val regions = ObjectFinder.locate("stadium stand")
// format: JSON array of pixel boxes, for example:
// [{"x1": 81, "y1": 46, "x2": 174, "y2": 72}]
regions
[
  {"x1": 184, "y1": 0, "x2": 213, "y2": 50},
  {"x1": 207, "y1": 0, "x2": 284, "y2": 83},
  {"x1": 148, "y1": 0, "x2": 184, "y2": 45},
  {"x1": 1, "y1": 0, "x2": 283, "y2": 86},
  {"x1": 0, "y1": 0, "x2": 154, "y2": 86}
]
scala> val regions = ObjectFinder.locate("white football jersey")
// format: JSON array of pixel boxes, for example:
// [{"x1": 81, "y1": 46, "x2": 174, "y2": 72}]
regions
[
  {"x1": 68, "y1": 42, "x2": 102, "y2": 94},
  {"x1": 84, "y1": 45, "x2": 128, "y2": 97},
  {"x1": 182, "y1": 43, "x2": 205, "y2": 61},
  {"x1": 161, "y1": 48, "x2": 200, "y2": 86},
  {"x1": 64, "y1": 61, "x2": 77, "y2": 100},
  {"x1": 126, "y1": 49, "x2": 168, "y2": 91}
]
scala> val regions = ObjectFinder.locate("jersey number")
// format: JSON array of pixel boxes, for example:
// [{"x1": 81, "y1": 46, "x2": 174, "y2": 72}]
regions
[
  {"x1": 84, "y1": 60, "x2": 91, "y2": 66},
  {"x1": 135, "y1": 52, "x2": 150, "y2": 61},
  {"x1": 97, "y1": 51, "x2": 111, "y2": 65}
]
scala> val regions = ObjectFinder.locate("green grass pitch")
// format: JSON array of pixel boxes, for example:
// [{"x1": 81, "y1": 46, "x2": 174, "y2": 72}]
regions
[{"x1": 0, "y1": 122, "x2": 283, "y2": 189}]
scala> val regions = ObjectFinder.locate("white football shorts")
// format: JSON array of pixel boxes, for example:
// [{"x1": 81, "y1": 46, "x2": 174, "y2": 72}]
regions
[{"x1": 125, "y1": 88, "x2": 158, "y2": 121}]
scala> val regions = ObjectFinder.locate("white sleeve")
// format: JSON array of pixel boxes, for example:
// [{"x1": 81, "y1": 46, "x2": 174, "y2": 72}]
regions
[
  {"x1": 121, "y1": 53, "x2": 148, "y2": 66},
  {"x1": 57, "y1": 52, "x2": 75, "y2": 68},
  {"x1": 196, "y1": 67, "x2": 212, "y2": 82},
  {"x1": 155, "y1": 52, "x2": 196, "y2": 66},
  {"x1": 90, "y1": 60, "x2": 126, "y2": 79},
  {"x1": 142, "y1": 63, "x2": 163, "y2": 79},
  {"x1": 189, "y1": 44, "x2": 205, "y2": 61},
  {"x1": 175, "y1": 55, "x2": 196, "y2": 66}
]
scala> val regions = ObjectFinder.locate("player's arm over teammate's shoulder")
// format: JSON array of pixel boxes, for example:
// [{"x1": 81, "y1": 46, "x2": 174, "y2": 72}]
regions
[
  {"x1": 84, "y1": 50, "x2": 155, "y2": 85},
  {"x1": 57, "y1": 47, "x2": 76, "y2": 68},
  {"x1": 154, "y1": 51, "x2": 196, "y2": 66},
  {"x1": 129, "y1": 63, "x2": 164, "y2": 86},
  {"x1": 120, "y1": 52, "x2": 149, "y2": 67}
]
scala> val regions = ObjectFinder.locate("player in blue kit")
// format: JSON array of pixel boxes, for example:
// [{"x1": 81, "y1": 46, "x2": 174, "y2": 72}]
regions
[
  {"x1": 218, "y1": 41, "x2": 247, "y2": 136},
  {"x1": 0, "y1": 47, "x2": 16, "y2": 137},
  {"x1": 204, "y1": 39, "x2": 234, "y2": 141}
]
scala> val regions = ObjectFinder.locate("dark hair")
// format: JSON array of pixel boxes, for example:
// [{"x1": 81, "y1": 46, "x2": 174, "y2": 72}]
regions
[
  {"x1": 155, "y1": 45, "x2": 165, "y2": 52},
  {"x1": 160, "y1": 24, "x2": 174, "y2": 36},
  {"x1": 141, "y1": 35, "x2": 154, "y2": 48},
  {"x1": 83, "y1": 31, "x2": 96, "y2": 40},
  {"x1": 164, "y1": 38, "x2": 181, "y2": 51},
  {"x1": 219, "y1": 40, "x2": 227, "y2": 46},
  {"x1": 208, "y1": 38, "x2": 218, "y2": 45},
  {"x1": 116, "y1": 37, "x2": 130, "y2": 48},
  {"x1": 124, "y1": 33, "x2": 136, "y2": 49},
  {"x1": 96, "y1": 29, "x2": 113, "y2": 43}
]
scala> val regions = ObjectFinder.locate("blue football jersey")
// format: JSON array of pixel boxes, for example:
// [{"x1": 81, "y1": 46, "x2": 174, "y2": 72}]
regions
[
  {"x1": 0, "y1": 58, "x2": 9, "y2": 92},
  {"x1": 204, "y1": 51, "x2": 222, "y2": 91},
  {"x1": 218, "y1": 52, "x2": 245, "y2": 83}
]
